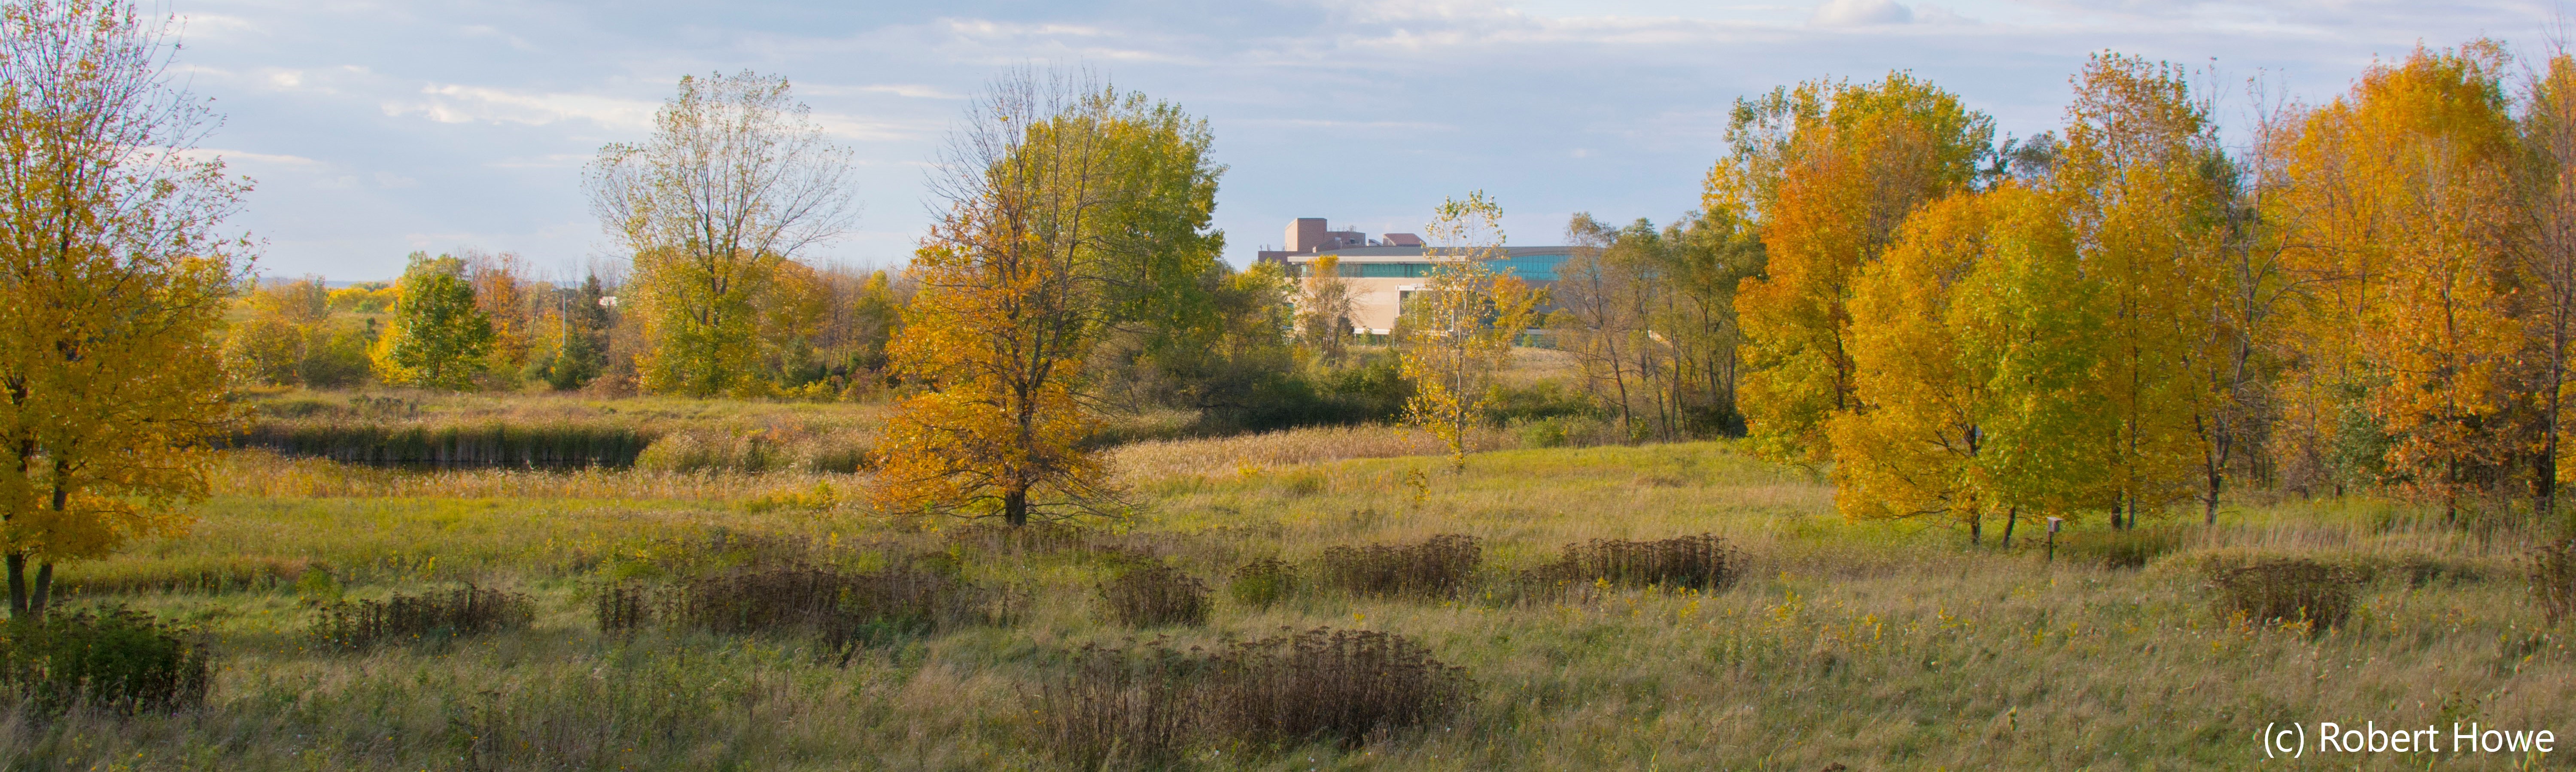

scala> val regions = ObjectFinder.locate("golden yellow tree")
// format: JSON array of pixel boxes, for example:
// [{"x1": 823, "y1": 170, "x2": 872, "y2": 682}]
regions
[
  {"x1": 2275, "y1": 43, "x2": 2523, "y2": 519},
  {"x1": 1828, "y1": 191, "x2": 2001, "y2": 534},
  {"x1": 0, "y1": 0, "x2": 252, "y2": 618},
  {"x1": 1398, "y1": 191, "x2": 1542, "y2": 471},
  {"x1": 1720, "y1": 73, "x2": 1994, "y2": 462},
  {"x1": 873, "y1": 69, "x2": 1222, "y2": 526},
  {"x1": 2515, "y1": 52, "x2": 2576, "y2": 516},
  {"x1": 222, "y1": 277, "x2": 329, "y2": 386},
  {"x1": 1832, "y1": 186, "x2": 2110, "y2": 546},
  {"x1": 2051, "y1": 54, "x2": 2234, "y2": 528}
]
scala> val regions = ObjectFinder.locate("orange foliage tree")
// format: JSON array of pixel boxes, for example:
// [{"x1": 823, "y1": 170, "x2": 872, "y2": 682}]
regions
[
  {"x1": 873, "y1": 69, "x2": 1222, "y2": 526},
  {"x1": 2274, "y1": 43, "x2": 2524, "y2": 520},
  {"x1": 1719, "y1": 73, "x2": 1994, "y2": 463}
]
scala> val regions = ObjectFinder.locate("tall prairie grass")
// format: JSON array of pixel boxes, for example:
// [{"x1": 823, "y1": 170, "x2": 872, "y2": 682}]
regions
[{"x1": 7, "y1": 438, "x2": 2570, "y2": 770}]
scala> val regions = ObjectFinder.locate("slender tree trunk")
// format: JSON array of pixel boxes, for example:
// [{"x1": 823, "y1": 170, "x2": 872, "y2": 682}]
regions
[
  {"x1": 1968, "y1": 512, "x2": 1982, "y2": 546},
  {"x1": 6, "y1": 552, "x2": 24, "y2": 620},
  {"x1": 29, "y1": 563, "x2": 49, "y2": 620},
  {"x1": 2002, "y1": 506, "x2": 2018, "y2": 549}
]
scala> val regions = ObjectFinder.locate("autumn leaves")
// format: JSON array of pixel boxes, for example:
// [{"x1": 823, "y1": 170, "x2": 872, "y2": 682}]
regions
[{"x1": 1745, "y1": 44, "x2": 2576, "y2": 539}]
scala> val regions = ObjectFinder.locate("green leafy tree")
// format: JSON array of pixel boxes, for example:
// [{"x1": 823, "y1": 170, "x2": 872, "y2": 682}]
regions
[
  {"x1": 371, "y1": 253, "x2": 494, "y2": 390},
  {"x1": 585, "y1": 71, "x2": 858, "y2": 397}
]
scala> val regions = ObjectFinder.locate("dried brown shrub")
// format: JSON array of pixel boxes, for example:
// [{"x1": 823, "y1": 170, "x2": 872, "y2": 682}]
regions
[
  {"x1": 1037, "y1": 641, "x2": 1206, "y2": 771},
  {"x1": 1201, "y1": 627, "x2": 1473, "y2": 749},
  {"x1": 1312, "y1": 534, "x2": 1480, "y2": 598},
  {"x1": 1033, "y1": 627, "x2": 1472, "y2": 768},
  {"x1": 1532, "y1": 534, "x2": 1741, "y2": 590},
  {"x1": 2206, "y1": 558, "x2": 2364, "y2": 631},
  {"x1": 1099, "y1": 564, "x2": 1209, "y2": 628},
  {"x1": 310, "y1": 584, "x2": 535, "y2": 649},
  {"x1": 653, "y1": 563, "x2": 1018, "y2": 661}
]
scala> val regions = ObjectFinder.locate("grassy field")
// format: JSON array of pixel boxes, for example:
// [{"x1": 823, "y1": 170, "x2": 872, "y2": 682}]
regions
[{"x1": 8, "y1": 429, "x2": 2572, "y2": 770}]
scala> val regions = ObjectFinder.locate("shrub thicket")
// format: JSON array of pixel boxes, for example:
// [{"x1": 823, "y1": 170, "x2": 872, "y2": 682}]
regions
[
  {"x1": 240, "y1": 419, "x2": 657, "y2": 468},
  {"x1": 310, "y1": 585, "x2": 535, "y2": 649},
  {"x1": 1313, "y1": 534, "x2": 1480, "y2": 598},
  {"x1": 0, "y1": 607, "x2": 210, "y2": 714},
  {"x1": 2207, "y1": 558, "x2": 2364, "y2": 631}
]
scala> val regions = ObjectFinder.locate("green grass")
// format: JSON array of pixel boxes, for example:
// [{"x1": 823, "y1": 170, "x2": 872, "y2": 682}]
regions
[{"x1": 9, "y1": 439, "x2": 2572, "y2": 770}]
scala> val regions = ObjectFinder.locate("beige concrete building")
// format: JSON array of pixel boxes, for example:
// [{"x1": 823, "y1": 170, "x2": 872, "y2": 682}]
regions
[{"x1": 1256, "y1": 218, "x2": 1572, "y2": 335}]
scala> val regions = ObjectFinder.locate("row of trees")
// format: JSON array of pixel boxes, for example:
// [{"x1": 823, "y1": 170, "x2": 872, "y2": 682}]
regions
[
  {"x1": 223, "y1": 251, "x2": 906, "y2": 397},
  {"x1": 1718, "y1": 43, "x2": 2576, "y2": 538}
]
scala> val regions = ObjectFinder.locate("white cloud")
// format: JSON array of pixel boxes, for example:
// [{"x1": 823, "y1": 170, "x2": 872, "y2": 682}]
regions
[
  {"x1": 384, "y1": 84, "x2": 658, "y2": 130},
  {"x1": 179, "y1": 148, "x2": 323, "y2": 167},
  {"x1": 1811, "y1": 0, "x2": 1915, "y2": 26}
]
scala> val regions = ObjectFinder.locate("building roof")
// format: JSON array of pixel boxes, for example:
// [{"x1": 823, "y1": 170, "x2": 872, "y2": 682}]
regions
[{"x1": 1272, "y1": 245, "x2": 1578, "y2": 262}]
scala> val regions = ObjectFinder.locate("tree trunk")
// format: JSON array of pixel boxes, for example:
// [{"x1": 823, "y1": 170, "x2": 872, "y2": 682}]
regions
[
  {"x1": 1968, "y1": 512, "x2": 1982, "y2": 546},
  {"x1": 6, "y1": 552, "x2": 23, "y2": 620},
  {"x1": 1004, "y1": 486, "x2": 1029, "y2": 527},
  {"x1": 2002, "y1": 506, "x2": 2018, "y2": 549},
  {"x1": 28, "y1": 563, "x2": 49, "y2": 620}
]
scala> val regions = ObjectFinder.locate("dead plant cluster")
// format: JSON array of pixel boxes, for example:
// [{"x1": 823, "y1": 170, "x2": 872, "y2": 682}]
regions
[
  {"x1": 2206, "y1": 558, "x2": 2364, "y2": 630},
  {"x1": 310, "y1": 585, "x2": 535, "y2": 649},
  {"x1": 1530, "y1": 534, "x2": 1741, "y2": 590},
  {"x1": 1099, "y1": 564, "x2": 1210, "y2": 628},
  {"x1": 1038, "y1": 627, "x2": 1472, "y2": 769},
  {"x1": 601, "y1": 562, "x2": 1018, "y2": 660},
  {"x1": 1311, "y1": 534, "x2": 1481, "y2": 598}
]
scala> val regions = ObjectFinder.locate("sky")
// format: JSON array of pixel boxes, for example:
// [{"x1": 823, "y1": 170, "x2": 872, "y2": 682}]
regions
[{"x1": 167, "y1": 0, "x2": 2565, "y2": 281}]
